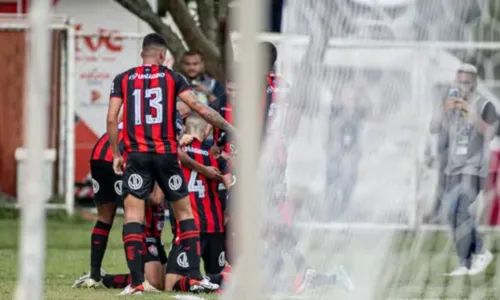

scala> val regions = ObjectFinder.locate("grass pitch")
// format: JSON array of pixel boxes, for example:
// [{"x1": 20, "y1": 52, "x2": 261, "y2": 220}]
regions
[{"x1": 0, "y1": 214, "x2": 500, "y2": 300}]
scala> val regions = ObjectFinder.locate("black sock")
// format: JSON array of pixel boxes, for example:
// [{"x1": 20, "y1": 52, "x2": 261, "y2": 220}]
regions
[
  {"x1": 90, "y1": 221, "x2": 112, "y2": 280},
  {"x1": 102, "y1": 274, "x2": 131, "y2": 289},
  {"x1": 123, "y1": 222, "x2": 144, "y2": 286},
  {"x1": 173, "y1": 276, "x2": 192, "y2": 292},
  {"x1": 206, "y1": 273, "x2": 223, "y2": 285},
  {"x1": 179, "y1": 219, "x2": 202, "y2": 280}
]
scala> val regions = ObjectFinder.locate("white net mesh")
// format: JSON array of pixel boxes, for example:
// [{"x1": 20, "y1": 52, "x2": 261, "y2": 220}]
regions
[{"x1": 255, "y1": 0, "x2": 500, "y2": 299}]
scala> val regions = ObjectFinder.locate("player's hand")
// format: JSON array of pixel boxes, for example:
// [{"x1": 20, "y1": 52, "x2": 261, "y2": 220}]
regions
[
  {"x1": 202, "y1": 166, "x2": 223, "y2": 181},
  {"x1": 179, "y1": 134, "x2": 195, "y2": 147},
  {"x1": 112, "y1": 156, "x2": 124, "y2": 175},
  {"x1": 220, "y1": 151, "x2": 232, "y2": 161},
  {"x1": 211, "y1": 144, "x2": 223, "y2": 157}
]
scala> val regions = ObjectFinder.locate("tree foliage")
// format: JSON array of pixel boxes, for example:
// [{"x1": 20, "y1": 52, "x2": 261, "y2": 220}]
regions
[{"x1": 114, "y1": 0, "x2": 230, "y2": 81}]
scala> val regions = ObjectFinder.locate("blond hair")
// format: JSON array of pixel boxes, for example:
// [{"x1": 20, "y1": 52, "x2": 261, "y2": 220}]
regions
[{"x1": 184, "y1": 112, "x2": 208, "y2": 136}]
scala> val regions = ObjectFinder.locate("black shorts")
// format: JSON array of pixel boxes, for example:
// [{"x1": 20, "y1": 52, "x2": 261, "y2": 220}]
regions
[
  {"x1": 144, "y1": 237, "x2": 168, "y2": 265},
  {"x1": 90, "y1": 160, "x2": 122, "y2": 206},
  {"x1": 122, "y1": 152, "x2": 188, "y2": 202},
  {"x1": 165, "y1": 232, "x2": 225, "y2": 276}
]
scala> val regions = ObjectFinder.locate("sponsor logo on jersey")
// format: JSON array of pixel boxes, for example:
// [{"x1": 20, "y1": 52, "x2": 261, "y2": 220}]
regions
[
  {"x1": 128, "y1": 73, "x2": 166, "y2": 80},
  {"x1": 182, "y1": 145, "x2": 209, "y2": 156}
]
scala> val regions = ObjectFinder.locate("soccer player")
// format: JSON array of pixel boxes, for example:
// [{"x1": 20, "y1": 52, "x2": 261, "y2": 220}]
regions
[
  {"x1": 71, "y1": 125, "x2": 124, "y2": 288},
  {"x1": 165, "y1": 113, "x2": 232, "y2": 292},
  {"x1": 106, "y1": 33, "x2": 237, "y2": 295},
  {"x1": 95, "y1": 203, "x2": 167, "y2": 291},
  {"x1": 257, "y1": 42, "x2": 354, "y2": 294},
  {"x1": 435, "y1": 64, "x2": 497, "y2": 276}
]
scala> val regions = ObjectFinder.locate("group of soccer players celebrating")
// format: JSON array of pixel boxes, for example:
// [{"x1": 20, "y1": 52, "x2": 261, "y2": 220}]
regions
[{"x1": 73, "y1": 32, "x2": 352, "y2": 296}]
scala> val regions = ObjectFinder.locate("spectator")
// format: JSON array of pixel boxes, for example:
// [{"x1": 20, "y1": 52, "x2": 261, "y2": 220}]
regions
[
  {"x1": 181, "y1": 50, "x2": 225, "y2": 105},
  {"x1": 437, "y1": 64, "x2": 497, "y2": 276}
]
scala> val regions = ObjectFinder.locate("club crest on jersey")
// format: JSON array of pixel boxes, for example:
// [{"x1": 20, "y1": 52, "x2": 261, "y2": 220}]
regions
[
  {"x1": 128, "y1": 174, "x2": 143, "y2": 190},
  {"x1": 177, "y1": 252, "x2": 189, "y2": 268},
  {"x1": 91, "y1": 178, "x2": 99, "y2": 194},
  {"x1": 148, "y1": 244, "x2": 158, "y2": 257},
  {"x1": 218, "y1": 251, "x2": 226, "y2": 267},
  {"x1": 168, "y1": 175, "x2": 183, "y2": 191},
  {"x1": 114, "y1": 180, "x2": 122, "y2": 195}
]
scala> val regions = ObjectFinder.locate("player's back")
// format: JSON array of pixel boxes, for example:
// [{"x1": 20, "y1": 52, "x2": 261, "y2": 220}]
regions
[
  {"x1": 181, "y1": 138, "x2": 228, "y2": 233},
  {"x1": 90, "y1": 130, "x2": 125, "y2": 162},
  {"x1": 116, "y1": 64, "x2": 187, "y2": 154}
]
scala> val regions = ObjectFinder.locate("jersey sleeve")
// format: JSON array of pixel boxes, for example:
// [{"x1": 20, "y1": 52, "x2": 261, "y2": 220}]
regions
[
  {"x1": 110, "y1": 73, "x2": 125, "y2": 99},
  {"x1": 174, "y1": 72, "x2": 192, "y2": 96}
]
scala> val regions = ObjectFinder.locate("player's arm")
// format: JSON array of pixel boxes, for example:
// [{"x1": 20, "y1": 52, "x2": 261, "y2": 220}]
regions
[
  {"x1": 222, "y1": 173, "x2": 232, "y2": 190},
  {"x1": 107, "y1": 74, "x2": 125, "y2": 157},
  {"x1": 180, "y1": 91, "x2": 236, "y2": 137},
  {"x1": 175, "y1": 73, "x2": 237, "y2": 137},
  {"x1": 178, "y1": 151, "x2": 223, "y2": 181}
]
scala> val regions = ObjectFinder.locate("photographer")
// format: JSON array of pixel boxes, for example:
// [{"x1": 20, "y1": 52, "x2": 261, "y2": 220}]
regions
[{"x1": 435, "y1": 64, "x2": 498, "y2": 276}]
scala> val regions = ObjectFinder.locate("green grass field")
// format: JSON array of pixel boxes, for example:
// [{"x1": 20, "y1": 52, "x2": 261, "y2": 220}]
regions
[{"x1": 1, "y1": 213, "x2": 500, "y2": 300}]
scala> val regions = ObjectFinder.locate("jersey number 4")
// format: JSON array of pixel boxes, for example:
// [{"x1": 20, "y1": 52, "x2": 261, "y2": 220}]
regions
[
  {"x1": 188, "y1": 171, "x2": 206, "y2": 198},
  {"x1": 133, "y1": 88, "x2": 163, "y2": 125}
]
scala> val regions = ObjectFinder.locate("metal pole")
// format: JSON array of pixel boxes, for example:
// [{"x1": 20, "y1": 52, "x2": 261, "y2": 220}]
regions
[
  {"x1": 15, "y1": 0, "x2": 51, "y2": 299},
  {"x1": 225, "y1": 0, "x2": 264, "y2": 298},
  {"x1": 65, "y1": 23, "x2": 76, "y2": 216}
]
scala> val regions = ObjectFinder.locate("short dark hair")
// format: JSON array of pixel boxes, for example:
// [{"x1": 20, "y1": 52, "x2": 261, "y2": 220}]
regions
[
  {"x1": 260, "y1": 41, "x2": 277, "y2": 67},
  {"x1": 183, "y1": 50, "x2": 204, "y2": 61},
  {"x1": 142, "y1": 33, "x2": 167, "y2": 50}
]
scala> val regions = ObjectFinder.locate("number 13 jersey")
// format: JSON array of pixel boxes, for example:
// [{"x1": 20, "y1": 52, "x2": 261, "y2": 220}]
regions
[{"x1": 110, "y1": 64, "x2": 191, "y2": 154}]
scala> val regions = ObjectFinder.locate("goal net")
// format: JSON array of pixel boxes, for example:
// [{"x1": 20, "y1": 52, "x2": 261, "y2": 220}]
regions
[{"x1": 241, "y1": 0, "x2": 500, "y2": 299}]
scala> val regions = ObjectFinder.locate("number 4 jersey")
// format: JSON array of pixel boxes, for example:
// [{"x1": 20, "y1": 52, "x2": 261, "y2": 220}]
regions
[
  {"x1": 110, "y1": 64, "x2": 191, "y2": 154},
  {"x1": 177, "y1": 138, "x2": 229, "y2": 234}
]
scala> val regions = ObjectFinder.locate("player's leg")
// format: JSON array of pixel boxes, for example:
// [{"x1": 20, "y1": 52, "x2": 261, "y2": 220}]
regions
[
  {"x1": 154, "y1": 154, "x2": 207, "y2": 282},
  {"x1": 143, "y1": 240, "x2": 167, "y2": 290},
  {"x1": 73, "y1": 161, "x2": 119, "y2": 288},
  {"x1": 202, "y1": 233, "x2": 226, "y2": 275},
  {"x1": 120, "y1": 152, "x2": 154, "y2": 294}
]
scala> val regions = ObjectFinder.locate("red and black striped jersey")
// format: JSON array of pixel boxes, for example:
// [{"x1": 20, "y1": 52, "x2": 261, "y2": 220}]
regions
[
  {"x1": 144, "y1": 203, "x2": 165, "y2": 239},
  {"x1": 110, "y1": 64, "x2": 191, "y2": 154},
  {"x1": 263, "y1": 73, "x2": 288, "y2": 135},
  {"x1": 90, "y1": 130, "x2": 125, "y2": 162},
  {"x1": 172, "y1": 139, "x2": 229, "y2": 234}
]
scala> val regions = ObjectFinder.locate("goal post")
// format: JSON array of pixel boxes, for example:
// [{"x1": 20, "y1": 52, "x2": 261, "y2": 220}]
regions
[
  {"x1": 223, "y1": 0, "x2": 265, "y2": 298},
  {"x1": 0, "y1": 14, "x2": 75, "y2": 215},
  {"x1": 15, "y1": 0, "x2": 51, "y2": 299}
]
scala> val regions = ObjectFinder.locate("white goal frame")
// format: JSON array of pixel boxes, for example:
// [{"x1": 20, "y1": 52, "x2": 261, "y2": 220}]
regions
[
  {"x1": 231, "y1": 32, "x2": 500, "y2": 232},
  {"x1": 0, "y1": 14, "x2": 76, "y2": 216}
]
